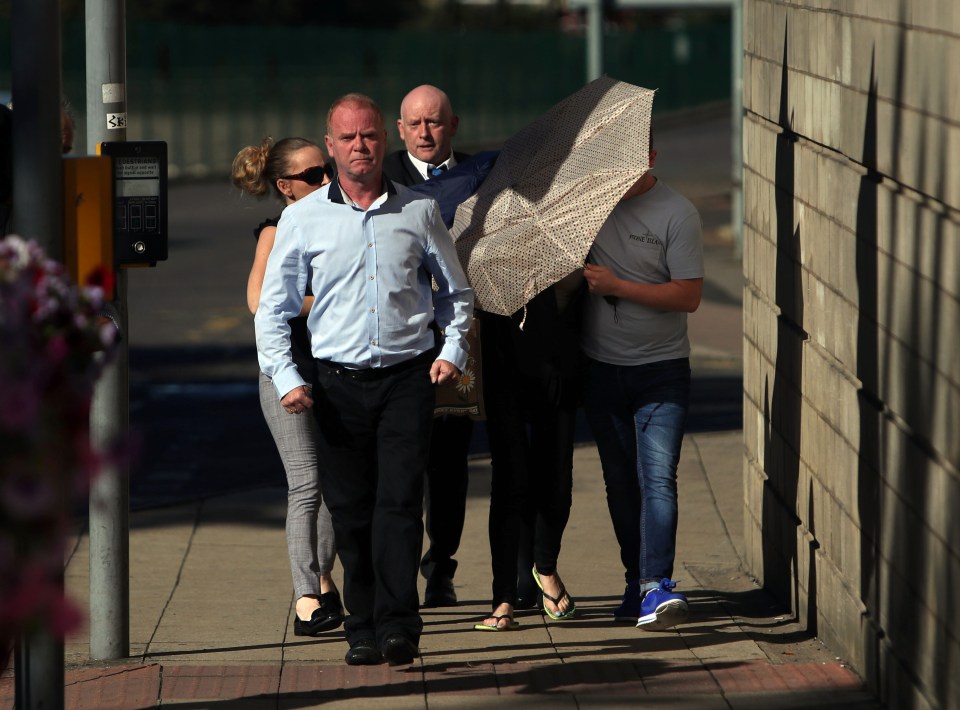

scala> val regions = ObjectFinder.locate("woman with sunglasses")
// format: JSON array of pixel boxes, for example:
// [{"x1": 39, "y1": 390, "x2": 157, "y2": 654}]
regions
[{"x1": 231, "y1": 137, "x2": 342, "y2": 636}]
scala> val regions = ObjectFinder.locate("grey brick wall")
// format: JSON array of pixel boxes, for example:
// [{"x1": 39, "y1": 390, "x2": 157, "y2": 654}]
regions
[{"x1": 741, "y1": 2, "x2": 960, "y2": 708}]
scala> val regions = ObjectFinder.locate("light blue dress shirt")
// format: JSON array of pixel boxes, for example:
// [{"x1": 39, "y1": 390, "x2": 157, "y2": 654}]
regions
[{"x1": 255, "y1": 179, "x2": 474, "y2": 400}]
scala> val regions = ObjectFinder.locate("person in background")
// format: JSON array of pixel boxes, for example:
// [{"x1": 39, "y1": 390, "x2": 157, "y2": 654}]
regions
[
  {"x1": 231, "y1": 136, "x2": 343, "y2": 638},
  {"x1": 255, "y1": 94, "x2": 473, "y2": 666},
  {"x1": 383, "y1": 84, "x2": 474, "y2": 609},
  {"x1": 581, "y1": 133, "x2": 704, "y2": 631}
]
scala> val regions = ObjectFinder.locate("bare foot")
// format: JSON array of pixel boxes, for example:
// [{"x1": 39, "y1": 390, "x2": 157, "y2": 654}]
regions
[
  {"x1": 477, "y1": 601, "x2": 515, "y2": 630},
  {"x1": 536, "y1": 570, "x2": 573, "y2": 617},
  {"x1": 296, "y1": 595, "x2": 321, "y2": 621}
]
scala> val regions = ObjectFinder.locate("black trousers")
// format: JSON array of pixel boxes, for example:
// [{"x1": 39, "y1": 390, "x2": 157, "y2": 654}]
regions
[
  {"x1": 481, "y1": 318, "x2": 577, "y2": 607},
  {"x1": 311, "y1": 354, "x2": 434, "y2": 646},
  {"x1": 421, "y1": 415, "x2": 473, "y2": 580}
]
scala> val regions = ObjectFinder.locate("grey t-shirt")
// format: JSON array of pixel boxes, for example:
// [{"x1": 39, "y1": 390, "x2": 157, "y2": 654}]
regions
[{"x1": 581, "y1": 179, "x2": 704, "y2": 366}]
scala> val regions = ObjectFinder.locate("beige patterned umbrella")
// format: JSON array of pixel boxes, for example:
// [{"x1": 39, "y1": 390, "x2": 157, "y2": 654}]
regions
[{"x1": 451, "y1": 76, "x2": 655, "y2": 316}]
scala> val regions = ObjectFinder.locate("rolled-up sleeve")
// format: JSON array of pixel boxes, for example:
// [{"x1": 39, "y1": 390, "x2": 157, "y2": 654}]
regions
[{"x1": 254, "y1": 216, "x2": 309, "y2": 399}]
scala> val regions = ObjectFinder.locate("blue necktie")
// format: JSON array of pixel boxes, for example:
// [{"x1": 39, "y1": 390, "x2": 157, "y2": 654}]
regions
[{"x1": 428, "y1": 164, "x2": 447, "y2": 178}]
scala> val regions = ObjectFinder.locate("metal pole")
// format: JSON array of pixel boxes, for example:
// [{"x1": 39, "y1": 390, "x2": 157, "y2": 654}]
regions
[
  {"x1": 86, "y1": 0, "x2": 130, "y2": 661},
  {"x1": 586, "y1": 0, "x2": 604, "y2": 81},
  {"x1": 11, "y1": 1, "x2": 65, "y2": 707},
  {"x1": 10, "y1": 1, "x2": 62, "y2": 254},
  {"x1": 731, "y1": 0, "x2": 743, "y2": 256},
  {"x1": 14, "y1": 619, "x2": 64, "y2": 710}
]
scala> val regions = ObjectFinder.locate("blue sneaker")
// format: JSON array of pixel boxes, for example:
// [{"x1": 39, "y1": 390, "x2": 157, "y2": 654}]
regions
[
  {"x1": 636, "y1": 578, "x2": 688, "y2": 631},
  {"x1": 613, "y1": 580, "x2": 642, "y2": 621}
]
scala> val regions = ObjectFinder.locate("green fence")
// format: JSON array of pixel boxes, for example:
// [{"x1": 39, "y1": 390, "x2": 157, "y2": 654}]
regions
[{"x1": 1, "y1": 19, "x2": 730, "y2": 178}]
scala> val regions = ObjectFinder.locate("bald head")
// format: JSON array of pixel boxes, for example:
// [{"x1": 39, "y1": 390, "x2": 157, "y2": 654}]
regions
[{"x1": 397, "y1": 84, "x2": 459, "y2": 166}]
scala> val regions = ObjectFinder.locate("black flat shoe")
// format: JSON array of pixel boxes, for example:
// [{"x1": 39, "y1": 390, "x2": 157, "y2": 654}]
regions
[
  {"x1": 294, "y1": 591, "x2": 344, "y2": 636},
  {"x1": 423, "y1": 572, "x2": 457, "y2": 607},
  {"x1": 345, "y1": 638, "x2": 382, "y2": 666},
  {"x1": 381, "y1": 634, "x2": 419, "y2": 666}
]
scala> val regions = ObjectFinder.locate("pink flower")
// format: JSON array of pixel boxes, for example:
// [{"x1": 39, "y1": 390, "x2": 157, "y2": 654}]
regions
[
  {"x1": 84, "y1": 265, "x2": 115, "y2": 298},
  {"x1": 99, "y1": 321, "x2": 118, "y2": 349},
  {"x1": 0, "y1": 235, "x2": 118, "y2": 669}
]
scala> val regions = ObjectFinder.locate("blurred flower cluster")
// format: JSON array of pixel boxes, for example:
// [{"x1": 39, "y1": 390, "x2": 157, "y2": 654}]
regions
[{"x1": 0, "y1": 235, "x2": 117, "y2": 672}]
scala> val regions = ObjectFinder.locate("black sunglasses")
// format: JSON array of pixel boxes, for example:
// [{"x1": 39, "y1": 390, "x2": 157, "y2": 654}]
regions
[{"x1": 280, "y1": 164, "x2": 331, "y2": 186}]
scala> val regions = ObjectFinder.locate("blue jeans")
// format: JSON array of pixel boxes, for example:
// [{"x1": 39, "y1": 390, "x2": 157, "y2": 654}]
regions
[{"x1": 584, "y1": 357, "x2": 691, "y2": 584}]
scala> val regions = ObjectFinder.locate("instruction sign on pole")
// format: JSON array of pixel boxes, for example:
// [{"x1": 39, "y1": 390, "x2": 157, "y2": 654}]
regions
[{"x1": 98, "y1": 140, "x2": 168, "y2": 266}]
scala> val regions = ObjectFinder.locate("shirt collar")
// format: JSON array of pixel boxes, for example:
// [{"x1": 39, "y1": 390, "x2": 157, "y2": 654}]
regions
[
  {"x1": 407, "y1": 151, "x2": 457, "y2": 181},
  {"x1": 328, "y1": 175, "x2": 397, "y2": 208}
]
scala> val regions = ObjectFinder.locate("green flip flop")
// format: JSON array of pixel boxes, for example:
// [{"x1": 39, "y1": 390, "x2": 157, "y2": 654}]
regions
[
  {"x1": 474, "y1": 614, "x2": 520, "y2": 631},
  {"x1": 532, "y1": 567, "x2": 576, "y2": 620}
]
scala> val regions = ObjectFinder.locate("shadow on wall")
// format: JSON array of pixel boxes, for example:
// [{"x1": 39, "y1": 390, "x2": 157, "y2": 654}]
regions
[
  {"x1": 863, "y1": 1, "x2": 956, "y2": 705},
  {"x1": 761, "y1": 24, "x2": 809, "y2": 631},
  {"x1": 855, "y1": 51, "x2": 882, "y2": 694},
  {"x1": 757, "y1": 11, "x2": 958, "y2": 706}
]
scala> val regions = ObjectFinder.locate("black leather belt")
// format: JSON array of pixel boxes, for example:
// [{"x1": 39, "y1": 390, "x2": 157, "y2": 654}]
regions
[{"x1": 317, "y1": 350, "x2": 434, "y2": 382}]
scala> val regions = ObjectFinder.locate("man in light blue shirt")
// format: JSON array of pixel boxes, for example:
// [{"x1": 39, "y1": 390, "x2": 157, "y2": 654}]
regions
[{"x1": 255, "y1": 93, "x2": 473, "y2": 667}]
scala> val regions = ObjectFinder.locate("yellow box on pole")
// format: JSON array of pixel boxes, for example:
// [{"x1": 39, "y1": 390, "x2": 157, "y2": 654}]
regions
[{"x1": 63, "y1": 155, "x2": 114, "y2": 299}]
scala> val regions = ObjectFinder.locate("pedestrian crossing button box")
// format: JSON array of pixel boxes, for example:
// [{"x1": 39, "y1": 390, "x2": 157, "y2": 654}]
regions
[{"x1": 99, "y1": 141, "x2": 168, "y2": 266}]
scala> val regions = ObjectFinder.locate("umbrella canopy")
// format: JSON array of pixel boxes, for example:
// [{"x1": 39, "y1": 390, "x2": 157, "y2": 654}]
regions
[{"x1": 450, "y1": 76, "x2": 655, "y2": 316}]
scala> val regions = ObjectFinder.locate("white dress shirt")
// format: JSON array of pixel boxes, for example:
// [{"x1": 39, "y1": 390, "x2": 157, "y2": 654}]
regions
[{"x1": 407, "y1": 152, "x2": 458, "y2": 181}]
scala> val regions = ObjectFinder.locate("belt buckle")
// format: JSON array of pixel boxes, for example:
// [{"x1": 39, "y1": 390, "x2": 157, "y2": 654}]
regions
[{"x1": 340, "y1": 365, "x2": 369, "y2": 381}]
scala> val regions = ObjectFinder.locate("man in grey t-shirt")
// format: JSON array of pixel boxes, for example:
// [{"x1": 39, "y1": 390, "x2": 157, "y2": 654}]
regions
[{"x1": 581, "y1": 139, "x2": 704, "y2": 632}]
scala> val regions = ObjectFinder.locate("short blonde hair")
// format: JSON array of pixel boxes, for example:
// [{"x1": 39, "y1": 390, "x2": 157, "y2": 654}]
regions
[{"x1": 326, "y1": 93, "x2": 384, "y2": 135}]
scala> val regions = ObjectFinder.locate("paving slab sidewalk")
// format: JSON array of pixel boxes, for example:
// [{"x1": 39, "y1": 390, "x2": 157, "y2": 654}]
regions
[{"x1": 1, "y1": 432, "x2": 878, "y2": 708}]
